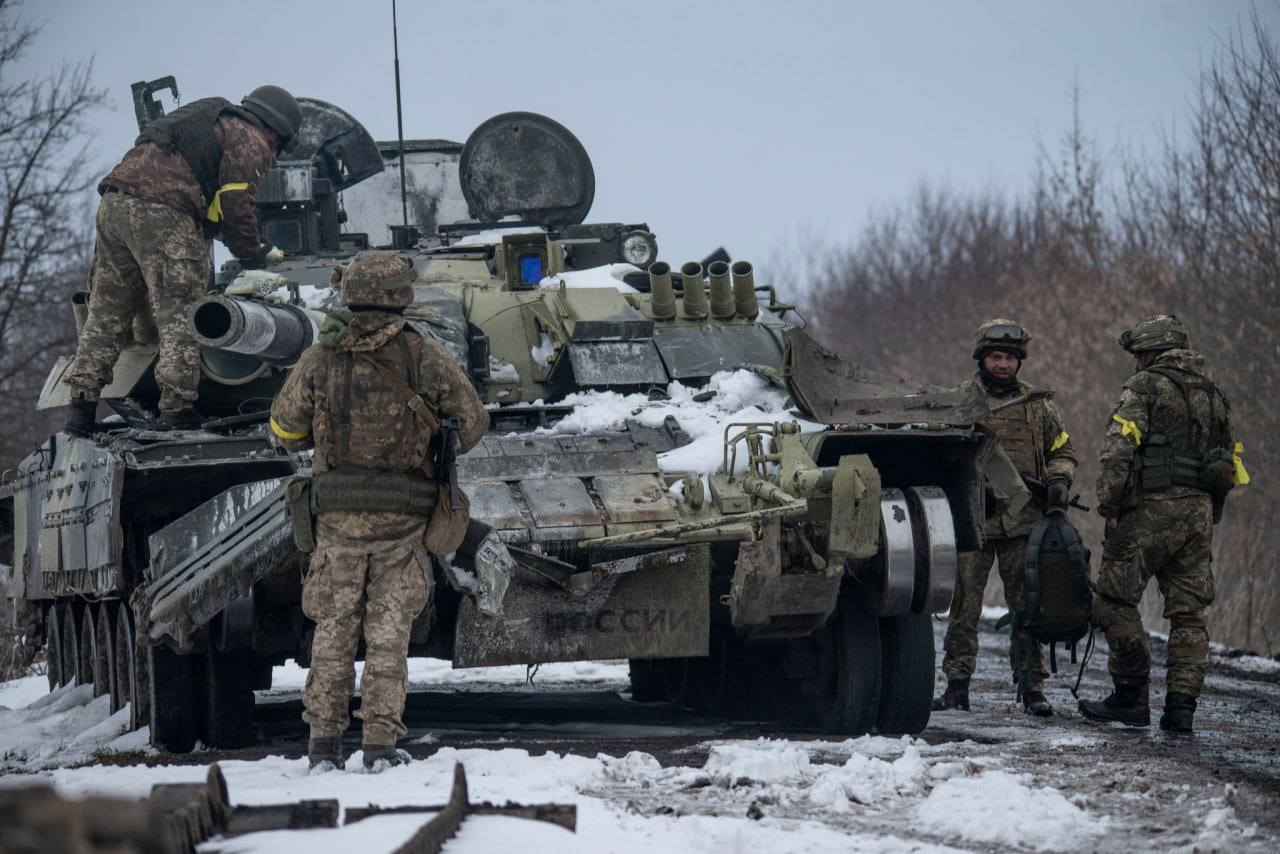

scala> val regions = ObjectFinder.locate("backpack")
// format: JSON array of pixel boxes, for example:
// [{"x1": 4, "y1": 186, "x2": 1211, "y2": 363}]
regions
[{"x1": 997, "y1": 508, "x2": 1093, "y2": 695}]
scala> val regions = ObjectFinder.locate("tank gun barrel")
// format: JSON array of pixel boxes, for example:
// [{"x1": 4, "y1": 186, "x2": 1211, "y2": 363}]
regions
[{"x1": 187, "y1": 295, "x2": 316, "y2": 365}]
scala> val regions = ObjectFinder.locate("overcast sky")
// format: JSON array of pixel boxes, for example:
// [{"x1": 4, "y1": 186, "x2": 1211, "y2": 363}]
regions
[{"x1": 22, "y1": 0, "x2": 1277, "y2": 276}]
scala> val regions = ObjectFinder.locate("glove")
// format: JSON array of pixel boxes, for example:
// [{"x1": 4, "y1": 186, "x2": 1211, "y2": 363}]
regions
[
  {"x1": 1046, "y1": 481, "x2": 1069, "y2": 509},
  {"x1": 263, "y1": 244, "x2": 285, "y2": 265}
]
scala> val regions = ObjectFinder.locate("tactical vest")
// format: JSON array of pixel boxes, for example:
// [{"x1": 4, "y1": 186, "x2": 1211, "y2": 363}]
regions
[
  {"x1": 983, "y1": 397, "x2": 1041, "y2": 480},
  {"x1": 135, "y1": 97, "x2": 257, "y2": 207},
  {"x1": 1136, "y1": 366, "x2": 1228, "y2": 494},
  {"x1": 308, "y1": 327, "x2": 435, "y2": 504}
]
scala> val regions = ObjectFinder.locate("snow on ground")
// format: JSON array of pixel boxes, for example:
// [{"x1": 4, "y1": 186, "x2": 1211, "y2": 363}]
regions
[{"x1": 261, "y1": 657, "x2": 629, "y2": 699}]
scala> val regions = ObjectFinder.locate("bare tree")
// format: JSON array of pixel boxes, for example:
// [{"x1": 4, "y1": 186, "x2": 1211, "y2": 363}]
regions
[
  {"x1": 0, "y1": 0, "x2": 106, "y2": 678},
  {"x1": 797, "y1": 12, "x2": 1279, "y2": 655},
  {"x1": 0, "y1": 0, "x2": 106, "y2": 467}
]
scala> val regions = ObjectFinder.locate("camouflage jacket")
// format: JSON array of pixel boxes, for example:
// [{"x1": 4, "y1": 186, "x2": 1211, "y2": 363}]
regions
[
  {"x1": 959, "y1": 374, "x2": 1077, "y2": 538},
  {"x1": 270, "y1": 311, "x2": 489, "y2": 540},
  {"x1": 1096, "y1": 349, "x2": 1233, "y2": 519},
  {"x1": 100, "y1": 115, "x2": 274, "y2": 261}
]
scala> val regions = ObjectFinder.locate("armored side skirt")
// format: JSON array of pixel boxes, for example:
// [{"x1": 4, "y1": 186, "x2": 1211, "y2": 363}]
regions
[{"x1": 452, "y1": 544, "x2": 710, "y2": 667}]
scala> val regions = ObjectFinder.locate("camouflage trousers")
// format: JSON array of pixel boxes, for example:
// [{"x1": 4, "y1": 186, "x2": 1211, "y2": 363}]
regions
[
  {"x1": 302, "y1": 519, "x2": 431, "y2": 746},
  {"x1": 941, "y1": 536, "x2": 1048, "y2": 690},
  {"x1": 1094, "y1": 495, "x2": 1215, "y2": 697},
  {"x1": 65, "y1": 192, "x2": 209, "y2": 412}
]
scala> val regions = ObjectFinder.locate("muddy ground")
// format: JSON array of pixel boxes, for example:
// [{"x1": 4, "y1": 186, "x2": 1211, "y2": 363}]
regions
[{"x1": 120, "y1": 614, "x2": 1277, "y2": 851}]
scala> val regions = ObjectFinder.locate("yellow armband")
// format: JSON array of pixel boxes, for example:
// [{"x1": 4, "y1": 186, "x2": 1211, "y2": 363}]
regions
[
  {"x1": 1111, "y1": 414, "x2": 1142, "y2": 446},
  {"x1": 1049, "y1": 431, "x2": 1069, "y2": 453},
  {"x1": 206, "y1": 182, "x2": 251, "y2": 223},
  {"x1": 270, "y1": 417, "x2": 308, "y2": 441}
]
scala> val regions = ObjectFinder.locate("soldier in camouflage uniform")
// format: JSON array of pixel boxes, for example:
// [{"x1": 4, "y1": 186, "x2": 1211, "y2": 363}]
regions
[
  {"x1": 64, "y1": 87, "x2": 302, "y2": 435},
  {"x1": 270, "y1": 252, "x2": 488, "y2": 771},
  {"x1": 934, "y1": 320, "x2": 1077, "y2": 716},
  {"x1": 1079, "y1": 315, "x2": 1241, "y2": 733}
]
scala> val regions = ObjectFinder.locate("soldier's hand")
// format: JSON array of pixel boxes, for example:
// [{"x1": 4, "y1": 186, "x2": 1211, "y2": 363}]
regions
[
  {"x1": 264, "y1": 245, "x2": 285, "y2": 265},
  {"x1": 1046, "y1": 481, "x2": 1069, "y2": 510}
]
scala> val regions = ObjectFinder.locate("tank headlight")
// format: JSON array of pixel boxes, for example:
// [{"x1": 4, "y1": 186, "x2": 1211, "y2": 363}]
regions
[{"x1": 620, "y1": 231, "x2": 658, "y2": 268}]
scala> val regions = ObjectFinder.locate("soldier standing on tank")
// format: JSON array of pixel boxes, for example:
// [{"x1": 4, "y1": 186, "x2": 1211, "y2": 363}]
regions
[
  {"x1": 1079, "y1": 315, "x2": 1242, "y2": 733},
  {"x1": 269, "y1": 251, "x2": 488, "y2": 772},
  {"x1": 933, "y1": 320, "x2": 1078, "y2": 717},
  {"x1": 64, "y1": 86, "x2": 303, "y2": 436}
]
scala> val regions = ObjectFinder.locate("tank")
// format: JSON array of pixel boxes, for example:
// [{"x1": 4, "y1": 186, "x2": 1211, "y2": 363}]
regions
[{"x1": 0, "y1": 79, "x2": 1019, "y2": 751}]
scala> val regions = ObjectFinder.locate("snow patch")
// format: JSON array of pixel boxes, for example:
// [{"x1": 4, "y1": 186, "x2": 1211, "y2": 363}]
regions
[
  {"x1": 544, "y1": 369, "x2": 815, "y2": 479},
  {"x1": 488, "y1": 358, "x2": 520, "y2": 383},
  {"x1": 917, "y1": 769, "x2": 1105, "y2": 850},
  {"x1": 451, "y1": 226, "x2": 546, "y2": 247},
  {"x1": 539, "y1": 263, "x2": 641, "y2": 293}
]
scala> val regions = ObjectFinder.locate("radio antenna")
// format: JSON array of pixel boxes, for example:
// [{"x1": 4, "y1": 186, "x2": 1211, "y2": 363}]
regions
[{"x1": 392, "y1": 0, "x2": 409, "y2": 227}]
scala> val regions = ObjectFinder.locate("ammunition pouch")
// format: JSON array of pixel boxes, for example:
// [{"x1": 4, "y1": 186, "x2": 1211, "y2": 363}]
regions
[
  {"x1": 1198, "y1": 447, "x2": 1236, "y2": 503},
  {"x1": 284, "y1": 475, "x2": 315, "y2": 554},
  {"x1": 1135, "y1": 433, "x2": 1226, "y2": 500},
  {"x1": 310, "y1": 467, "x2": 438, "y2": 515}
]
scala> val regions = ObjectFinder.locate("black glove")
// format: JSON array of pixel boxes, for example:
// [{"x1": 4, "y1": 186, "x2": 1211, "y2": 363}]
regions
[{"x1": 1046, "y1": 481, "x2": 1070, "y2": 510}]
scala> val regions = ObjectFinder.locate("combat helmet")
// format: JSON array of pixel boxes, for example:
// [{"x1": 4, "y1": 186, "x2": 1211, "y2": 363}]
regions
[
  {"x1": 241, "y1": 85, "x2": 303, "y2": 153},
  {"x1": 332, "y1": 251, "x2": 416, "y2": 310},
  {"x1": 1119, "y1": 314, "x2": 1189, "y2": 354},
  {"x1": 972, "y1": 319, "x2": 1030, "y2": 360}
]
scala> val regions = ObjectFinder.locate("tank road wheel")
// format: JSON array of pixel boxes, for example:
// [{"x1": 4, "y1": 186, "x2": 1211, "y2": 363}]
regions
[
  {"x1": 59, "y1": 604, "x2": 80, "y2": 687},
  {"x1": 875, "y1": 613, "x2": 935, "y2": 735},
  {"x1": 115, "y1": 608, "x2": 140, "y2": 727},
  {"x1": 149, "y1": 646, "x2": 198, "y2": 753},
  {"x1": 76, "y1": 606, "x2": 96, "y2": 689},
  {"x1": 813, "y1": 597, "x2": 882, "y2": 736},
  {"x1": 94, "y1": 603, "x2": 120, "y2": 711},
  {"x1": 44, "y1": 605, "x2": 64, "y2": 691},
  {"x1": 627, "y1": 659, "x2": 665, "y2": 702},
  {"x1": 201, "y1": 649, "x2": 256, "y2": 749}
]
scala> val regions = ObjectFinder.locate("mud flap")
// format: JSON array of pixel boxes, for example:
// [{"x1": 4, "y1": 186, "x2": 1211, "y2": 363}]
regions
[{"x1": 452, "y1": 544, "x2": 709, "y2": 667}]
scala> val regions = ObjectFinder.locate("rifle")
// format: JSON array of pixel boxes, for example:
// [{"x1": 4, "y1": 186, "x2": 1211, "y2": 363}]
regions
[
  {"x1": 1022, "y1": 475, "x2": 1091, "y2": 513},
  {"x1": 436, "y1": 415, "x2": 462, "y2": 511}
]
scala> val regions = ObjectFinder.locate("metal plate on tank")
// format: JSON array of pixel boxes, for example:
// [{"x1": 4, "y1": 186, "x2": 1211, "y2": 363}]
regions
[
  {"x1": 466, "y1": 481, "x2": 527, "y2": 531},
  {"x1": 38, "y1": 436, "x2": 124, "y2": 597},
  {"x1": 653, "y1": 324, "x2": 785, "y2": 380},
  {"x1": 568, "y1": 342, "x2": 668, "y2": 386},
  {"x1": 594, "y1": 474, "x2": 677, "y2": 525},
  {"x1": 518, "y1": 477, "x2": 602, "y2": 529},
  {"x1": 453, "y1": 544, "x2": 709, "y2": 667}
]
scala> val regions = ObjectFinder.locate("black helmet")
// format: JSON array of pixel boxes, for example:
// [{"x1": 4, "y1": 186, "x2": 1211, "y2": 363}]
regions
[{"x1": 241, "y1": 85, "x2": 302, "y2": 153}]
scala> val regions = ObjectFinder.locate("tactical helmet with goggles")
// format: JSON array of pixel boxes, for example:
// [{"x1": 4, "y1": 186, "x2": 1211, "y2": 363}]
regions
[
  {"x1": 241, "y1": 85, "x2": 303, "y2": 154},
  {"x1": 973, "y1": 318, "x2": 1030, "y2": 360},
  {"x1": 1119, "y1": 314, "x2": 1189, "y2": 354},
  {"x1": 332, "y1": 251, "x2": 416, "y2": 310}
]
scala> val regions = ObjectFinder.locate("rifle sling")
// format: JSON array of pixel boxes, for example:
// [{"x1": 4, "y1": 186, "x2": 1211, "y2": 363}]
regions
[{"x1": 353, "y1": 351, "x2": 441, "y2": 433}]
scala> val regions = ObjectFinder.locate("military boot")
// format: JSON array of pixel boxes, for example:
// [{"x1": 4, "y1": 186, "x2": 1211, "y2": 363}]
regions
[
  {"x1": 159, "y1": 408, "x2": 205, "y2": 431},
  {"x1": 1078, "y1": 682, "x2": 1150, "y2": 727},
  {"x1": 932, "y1": 678, "x2": 970, "y2": 711},
  {"x1": 64, "y1": 398, "x2": 97, "y2": 438},
  {"x1": 1022, "y1": 689, "x2": 1053, "y2": 717},
  {"x1": 308, "y1": 735, "x2": 344, "y2": 772},
  {"x1": 363, "y1": 744, "x2": 411, "y2": 772},
  {"x1": 1160, "y1": 692, "x2": 1197, "y2": 733}
]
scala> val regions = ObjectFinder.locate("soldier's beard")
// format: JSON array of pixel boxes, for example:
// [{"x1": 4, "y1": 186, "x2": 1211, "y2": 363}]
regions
[{"x1": 979, "y1": 363, "x2": 1020, "y2": 392}]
